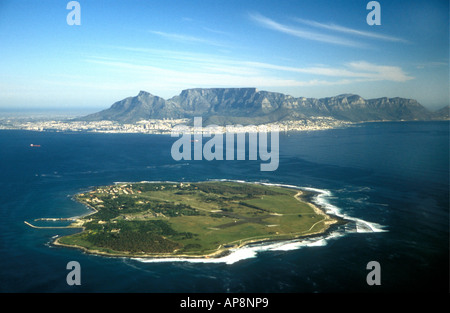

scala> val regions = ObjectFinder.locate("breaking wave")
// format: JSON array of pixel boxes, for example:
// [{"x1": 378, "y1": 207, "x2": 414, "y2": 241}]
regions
[{"x1": 133, "y1": 180, "x2": 387, "y2": 265}]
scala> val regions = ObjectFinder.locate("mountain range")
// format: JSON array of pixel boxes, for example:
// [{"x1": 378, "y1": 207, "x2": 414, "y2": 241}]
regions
[{"x1": 78, "y1": 88, "x2": 448, "y2": 125}]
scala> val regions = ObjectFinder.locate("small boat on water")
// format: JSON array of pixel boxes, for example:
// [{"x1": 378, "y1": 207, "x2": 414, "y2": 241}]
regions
[{"x1": 30, "y1": 144, "x2": 41, "y2": 147}]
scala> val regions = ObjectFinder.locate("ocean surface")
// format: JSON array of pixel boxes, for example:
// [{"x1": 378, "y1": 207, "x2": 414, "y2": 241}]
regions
[{"x1": 0, "y1": 121, "x2": 448, "y2": 293}]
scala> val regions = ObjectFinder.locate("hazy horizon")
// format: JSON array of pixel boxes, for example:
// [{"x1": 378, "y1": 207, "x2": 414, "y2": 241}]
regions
[{"x1": 1, "y1": 87, "x2": 449, "y2": 115}]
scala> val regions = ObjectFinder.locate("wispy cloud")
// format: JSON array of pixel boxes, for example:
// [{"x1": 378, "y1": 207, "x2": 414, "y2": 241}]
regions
[
  {"x1": 415, "y1": 61, "x2": 449, "y2": 69},
  {"x1": 83, "y1": 57, "x2": 304, "y2": 91},
  {"x1": 83, "y1": 46, "x2": 413, "y2": 98},
  {"x1": 149, "y1": 30, "x2": 227, "y2": 48},
  {"x1": 294, "y1": 18, "x2": 409, "y2": 43},
  {"x1": 249, "y1": 13, "x2": 364, "y2": 48},
  {"x1": 345, "y1": 61, "x2": 414, "y2": 82},
  {"x1": 202, "y1": 27, "x2": 232, "y2": 37},
  {"x1": 250, "y1": 13, "x2": 409, "y2": 48},
  {"x1": 244, "y1": 60, "x2": 414, "y2": 82}
]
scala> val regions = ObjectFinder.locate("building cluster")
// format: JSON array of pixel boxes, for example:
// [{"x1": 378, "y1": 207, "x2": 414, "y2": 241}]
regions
[
  {"x1": 0, "y1": 117, "x2": 352, "y2": 134},
  {"x1": 93, "y1": 184, "x2": 138, "y2": 197}
]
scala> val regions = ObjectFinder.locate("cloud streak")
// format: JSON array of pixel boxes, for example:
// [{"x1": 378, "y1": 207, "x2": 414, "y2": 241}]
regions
[
  {"x1": 149, "y1": 30, "x2": 227, "y2": 48},
  {"x1": 250, "y1": 13, "x2": 409, "y2": 48},
  {"x1": 294, "y1": 18, "x2": 409, "y2": 43},
  {"x1": 82, "y1": 46, "x2": 414, "y2": 98},
  {"x1": 244, "y1": 60, "x2": 414, "y2": 82},
  {"x1": 249, "y1": 13, "x2": 363, "y2": 48}
]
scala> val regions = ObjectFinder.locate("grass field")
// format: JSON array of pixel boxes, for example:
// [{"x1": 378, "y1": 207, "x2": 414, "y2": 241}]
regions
[{"x1": 56, "y1": 181, "x2": 337, "y2": 257}]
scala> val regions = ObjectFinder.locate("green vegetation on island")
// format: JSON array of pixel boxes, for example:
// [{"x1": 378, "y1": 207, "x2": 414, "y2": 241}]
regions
[{"x1": 52, "y1": 181, "x2": 339, "y2": 258}]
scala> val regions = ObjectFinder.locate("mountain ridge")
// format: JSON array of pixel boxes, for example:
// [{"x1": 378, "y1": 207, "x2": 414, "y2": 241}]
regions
[{"x1": 78, "y1": 88, "x2": 447, "y2": 125}]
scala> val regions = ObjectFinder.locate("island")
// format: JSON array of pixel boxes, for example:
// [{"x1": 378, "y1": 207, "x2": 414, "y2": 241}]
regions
[{"x1": 41, "y1": 181, "x2": 341, "y2": 259}]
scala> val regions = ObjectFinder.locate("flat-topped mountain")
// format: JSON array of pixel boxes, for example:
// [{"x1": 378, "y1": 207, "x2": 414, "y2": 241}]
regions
[{"x1": 78, "y1": 88, "x2": 442, "y2": 125}]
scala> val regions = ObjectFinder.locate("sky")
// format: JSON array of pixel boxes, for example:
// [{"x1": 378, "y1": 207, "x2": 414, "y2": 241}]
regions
[{"x1": 0, "y1": 0, "x2": 448, "y2": 111}]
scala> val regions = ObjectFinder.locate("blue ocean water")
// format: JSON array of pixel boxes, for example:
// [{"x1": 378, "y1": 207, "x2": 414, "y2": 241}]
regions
[{"x1": 0, "y1": 121, "x2": 448, "y2": 293}]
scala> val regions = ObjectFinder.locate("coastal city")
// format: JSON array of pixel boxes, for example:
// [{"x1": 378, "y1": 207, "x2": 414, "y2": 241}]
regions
[{"x1": 0, "y1": 116, "x2": 353, "y2": 134}]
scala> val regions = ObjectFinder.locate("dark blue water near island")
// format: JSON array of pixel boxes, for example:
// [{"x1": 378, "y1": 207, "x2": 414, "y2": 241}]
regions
[{"x1": 0, "y1": 121, "x2": 448, "y2": 293}]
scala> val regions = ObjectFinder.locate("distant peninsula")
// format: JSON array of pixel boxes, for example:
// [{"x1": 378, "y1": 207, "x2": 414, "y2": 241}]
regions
[
  {"x1": 39, "y1": 181, "x2": 342, "y2": 259},
  {"x1": 2, "y1": 88, "x2": 447, "y2": 134}
]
